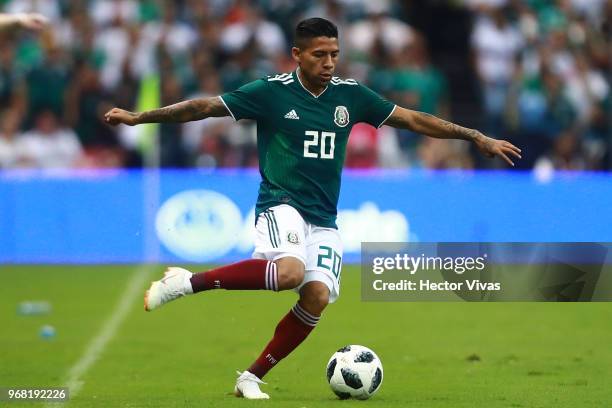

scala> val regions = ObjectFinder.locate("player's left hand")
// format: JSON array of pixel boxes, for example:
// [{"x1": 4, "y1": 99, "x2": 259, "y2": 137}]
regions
[{"x1": 473, "y1": 133, "x2": 521, "y2": 167}]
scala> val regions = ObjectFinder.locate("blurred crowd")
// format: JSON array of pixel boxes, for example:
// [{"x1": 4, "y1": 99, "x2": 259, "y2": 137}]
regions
[{"x1": 0, "y1": 0, "x2": 609, "y2": 171}]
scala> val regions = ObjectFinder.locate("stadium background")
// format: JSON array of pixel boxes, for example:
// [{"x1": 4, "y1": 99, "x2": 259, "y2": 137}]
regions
[
  {"x1": 1, "y1": 0, "x2": 611, "y2": 263},
  {"x1": 1, "y1": 1, "x2": 611, "y2": 407},
  {"x1": 0, "y1": 0, "x2": 609, "y2": 171}
]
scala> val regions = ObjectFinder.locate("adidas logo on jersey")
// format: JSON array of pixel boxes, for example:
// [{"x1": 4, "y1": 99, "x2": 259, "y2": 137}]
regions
[{"x1": 284, "y1": 109, "x2": 300, "y2": 120}]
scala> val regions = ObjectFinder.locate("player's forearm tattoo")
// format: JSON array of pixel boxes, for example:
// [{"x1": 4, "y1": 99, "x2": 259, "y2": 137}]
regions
[
  {"x1": 414, "y1": 112, "x2": 482, "y2": 142},
  {"x1": 136, "y1": 97, "x2": 228, "y2": 124}
]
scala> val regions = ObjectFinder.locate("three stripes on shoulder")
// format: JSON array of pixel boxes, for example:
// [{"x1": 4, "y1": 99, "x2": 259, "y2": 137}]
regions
[
  {"x1": 268, "y1": 73, "x2": 294, "y2": 84},
  {"x1": 267, "y1": 73, "x2": 358, "y2": 86},
  {"x1": 330, "y1": 77, "x2": 357, "y2": 86}
]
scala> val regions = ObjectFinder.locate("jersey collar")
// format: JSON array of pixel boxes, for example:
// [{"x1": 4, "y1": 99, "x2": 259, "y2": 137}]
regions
[{"x1": 294, "y1": 68, "x2": 328, "y2": 99}]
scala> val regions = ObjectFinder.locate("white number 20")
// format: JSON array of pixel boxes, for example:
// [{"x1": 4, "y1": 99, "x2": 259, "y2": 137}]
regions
[{"x1": 304, "y1": 131, "x2": 335, "y2": 159}]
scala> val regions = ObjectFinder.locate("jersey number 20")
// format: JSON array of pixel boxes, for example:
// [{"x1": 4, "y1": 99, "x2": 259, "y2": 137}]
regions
[{"x1": 304, "y1": 131, "x2": 335, "y2": 159}]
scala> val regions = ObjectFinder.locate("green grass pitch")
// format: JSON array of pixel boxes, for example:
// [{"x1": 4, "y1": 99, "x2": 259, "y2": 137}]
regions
[{"x1": 1, "y1": 265, "x2": 611, "y2": 407}]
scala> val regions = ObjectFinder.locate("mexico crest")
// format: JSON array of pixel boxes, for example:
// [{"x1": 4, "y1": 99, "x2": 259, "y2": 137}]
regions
[
  {"x1": 287, "y1": 231, "x2": 300, "y2": 245},
  {"x1": 334, "y1": 106, "x2": 349, "y2": 127}
]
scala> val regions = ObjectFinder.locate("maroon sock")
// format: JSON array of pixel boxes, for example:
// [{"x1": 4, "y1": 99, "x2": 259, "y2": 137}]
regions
[
  {"x1": 189, "y1": 259, "x2": 278, "y2": 293},
  {"x1": 247, "y1": 303, "x2": 320, "y2": 379}
]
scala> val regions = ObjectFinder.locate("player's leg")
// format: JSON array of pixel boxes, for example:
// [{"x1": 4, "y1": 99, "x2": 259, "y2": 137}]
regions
[
  {"x1": 299, "y1": 280, "x2": 331, "y2": 315},
  {"x1": 190, "y1": 255, "x2": 304, "y2": 292},
  {"x1": 144, "y1": 205, "x2": 307, "y2": 311},
  {"x1": 190, "y1": 205, "x2": 308, "y2": 293},
  {"x1": 232, "y1": 258, "x2": 310, "y2": 400},
  {"x1": 231, "y1": 205, "x2": 311, "y2": 399},
  {"x1": 238, "y1": 227, "x2": 342, "y2": 396},
  {"x1": 245, "y1": 281, "x2": 329, "y2": 378},
  {"x1": 144, "y1": 258, "x2": 305, "y2": 311}
]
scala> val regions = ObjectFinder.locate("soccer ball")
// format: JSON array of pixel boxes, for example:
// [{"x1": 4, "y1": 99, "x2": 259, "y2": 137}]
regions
[{"x1": 326, "y1": 345, "x2": 383, "y2": 400}]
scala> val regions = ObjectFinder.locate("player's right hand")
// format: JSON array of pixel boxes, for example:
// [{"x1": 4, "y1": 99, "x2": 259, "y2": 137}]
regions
[
  {"x1": 473, "y1": 133, "x2": 522, "y2": 167},
  {"x1": 104, "y1": 108, "x2": 140, "y2": 126},
  {"x1": 17, "y1": 13, "x2": 49, "y2": 30}
]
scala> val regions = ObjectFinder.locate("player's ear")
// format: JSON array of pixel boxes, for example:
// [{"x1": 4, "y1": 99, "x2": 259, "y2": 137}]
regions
[{"x1": 291, "y1": 47, "x2": 301, "y2": 63}]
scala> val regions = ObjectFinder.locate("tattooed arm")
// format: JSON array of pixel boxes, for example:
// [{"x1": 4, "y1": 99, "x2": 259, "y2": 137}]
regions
[
  {"x1": 104, "y1": 96, "x2": 230, "y2": 126},
  {"x1": 0, "y1": 13, "x2": 48, "y2": 31},
  {"x1": 383, "y1": 106, "x2": 522, "y2": 166}
]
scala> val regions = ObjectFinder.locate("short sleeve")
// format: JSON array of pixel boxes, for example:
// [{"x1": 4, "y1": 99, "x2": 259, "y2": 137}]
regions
[
  {"x1": 220, "y1": 79, "x2": 268, "y2": 121},
  {"x1": 354, "y1": 84, "x2": 396, "y2": 128}
]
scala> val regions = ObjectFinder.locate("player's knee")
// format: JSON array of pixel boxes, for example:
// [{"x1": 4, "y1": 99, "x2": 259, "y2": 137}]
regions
[
  {"x1": 282, "y1": 270, "x2": 304, "y2": 289},
  {"x1": 299, "y1": 282, "x2": 330, "y2": 315},
  {"x1": 275, "y1": 257, "x2": 305, "y2": 290}
]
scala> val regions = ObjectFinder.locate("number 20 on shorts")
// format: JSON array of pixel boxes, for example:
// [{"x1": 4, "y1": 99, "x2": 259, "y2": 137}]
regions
[{"x1": 317, "y1": 245, "x2": 342, "y2": 279}]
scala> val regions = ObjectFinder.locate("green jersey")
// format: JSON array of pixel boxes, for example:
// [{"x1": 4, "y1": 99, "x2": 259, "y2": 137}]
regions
[{"x1": 220, "y1": 70, "x2": 395, "y2": 228}]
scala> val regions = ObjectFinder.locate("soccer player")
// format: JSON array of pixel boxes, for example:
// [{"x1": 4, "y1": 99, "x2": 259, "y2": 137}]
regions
[{"x1": 105, "y1": 18, "x2": 520, "y2": 399}]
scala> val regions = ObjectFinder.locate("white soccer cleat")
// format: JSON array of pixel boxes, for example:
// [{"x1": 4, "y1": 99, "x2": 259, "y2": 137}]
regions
[
  {"x1": 144, "y1": 267, "x2": 194, "y2": 311},
  {"x1": 234, "y1": 371, "x2": 270, "y2": 400}
]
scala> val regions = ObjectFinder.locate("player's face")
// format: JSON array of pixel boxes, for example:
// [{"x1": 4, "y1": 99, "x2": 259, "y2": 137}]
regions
[{"x1": 292, "y1": 36, "x2": 339, "y2": 87}]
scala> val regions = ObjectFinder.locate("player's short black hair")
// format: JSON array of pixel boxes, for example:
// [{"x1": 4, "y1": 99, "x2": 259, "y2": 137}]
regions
[{"x1": 294, "y1": 18, "x2": 338, "y2": 48}]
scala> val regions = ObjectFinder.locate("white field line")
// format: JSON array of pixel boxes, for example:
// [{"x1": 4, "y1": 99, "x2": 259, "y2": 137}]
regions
[{"x1": 47, "y1": 265, "x2": 153, "y2": 406}]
